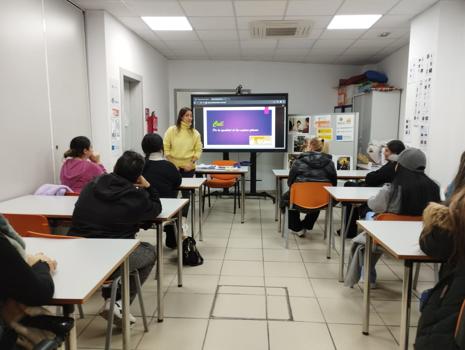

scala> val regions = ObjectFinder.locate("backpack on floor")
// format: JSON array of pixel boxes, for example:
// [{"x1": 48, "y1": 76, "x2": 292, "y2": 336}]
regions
[{"x1": 182, "y1": 237, "x2": 204, "y2": 266}]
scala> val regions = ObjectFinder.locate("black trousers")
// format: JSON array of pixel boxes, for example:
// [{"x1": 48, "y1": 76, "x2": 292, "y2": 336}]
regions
[
  {"x1": 280, "y1": 190, "x2": 320, "y2": 232},
  {"x1": 179, "y1": 169, "x2": 195, "y2": 217}
]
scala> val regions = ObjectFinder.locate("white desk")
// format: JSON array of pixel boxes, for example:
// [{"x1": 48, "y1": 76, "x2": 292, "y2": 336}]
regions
[
  {"x1": 272, "y1": 169, "x2": 371, "y2": 231},
  {"x1": 0, "y1": 195, "x2": 189, "y2": 323},
  {"x1": 324, "y1": 186, "x2": 380, "y2": 281},
  {"x1": 358, "y1": 221, "x2": 433, "y2": 350},
  {"x1": 25, "y1": 237, "x2": 139, "y2": 350},
  {"x1": 180, "y1": 178, "x2": 206, "y2": 241},
  {"x1": 196, "y1": 166, "x2": 249, "y2": 223}
]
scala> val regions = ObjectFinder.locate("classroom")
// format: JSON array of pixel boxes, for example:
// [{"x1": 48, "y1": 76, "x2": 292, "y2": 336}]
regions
[{"x1": 1, "y1": 0, "x2": 464, "y2": 350}]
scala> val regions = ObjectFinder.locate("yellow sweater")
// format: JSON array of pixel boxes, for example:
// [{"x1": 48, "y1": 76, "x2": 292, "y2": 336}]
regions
[{"x1": 163, "y1": 124, "x2": 203, "y2": 169}]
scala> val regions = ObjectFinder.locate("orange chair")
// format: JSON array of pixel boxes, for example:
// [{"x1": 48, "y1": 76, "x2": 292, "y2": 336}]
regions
[
  {"x1": 3, "y1": 214, "x2": 148, "y2": 350},
  {"x1": 64, "y1": 192, "x2": 79, "y2": 196},
  {"x1": 282, "y1": 182, "x2": 332, "y2": 248},
  {"x1": 203, "y1": 160, "x2": 240, "y2": 213}
]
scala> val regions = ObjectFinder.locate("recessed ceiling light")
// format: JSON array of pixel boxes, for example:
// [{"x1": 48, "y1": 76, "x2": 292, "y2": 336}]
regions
[
  {"x1": 142, "y1": 16, "x2": 192, "y2": 31},
  {"x1": 327, "y1": 15, "x2": 382, "y2": 30}
]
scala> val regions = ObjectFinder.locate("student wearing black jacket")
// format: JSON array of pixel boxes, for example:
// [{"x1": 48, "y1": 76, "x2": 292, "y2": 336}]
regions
[
  {"x1": 69, "y1": 151, "x2": 162, "y2": 326},
  {"x1": 141, "y1": 133, "x2": 182, "y2": 248}
]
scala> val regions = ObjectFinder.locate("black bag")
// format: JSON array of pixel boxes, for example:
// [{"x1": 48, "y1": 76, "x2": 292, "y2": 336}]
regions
[{"x1": 182, "y1": 237, "x2": 203, "y2": 266}]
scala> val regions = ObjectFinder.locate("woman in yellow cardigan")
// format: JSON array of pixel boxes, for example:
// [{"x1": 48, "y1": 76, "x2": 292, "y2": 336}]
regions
[{"x1": 164, "y1": 107, "x2": 203, "y2": 232}]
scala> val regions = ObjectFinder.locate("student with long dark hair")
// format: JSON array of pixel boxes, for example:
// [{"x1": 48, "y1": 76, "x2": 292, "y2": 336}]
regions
[
  {"x1": 445, "y1": 151, "x2": 465, "y2": 201},
  {"x1": 60, "y1": 136, "x2": 106, "y2": 193},
  {"x1": 163, "y1": 108, "x2": 202, "y2": 234},
  {"x1": 142, "y1": 133, "x2": 182, "y2": 248}
]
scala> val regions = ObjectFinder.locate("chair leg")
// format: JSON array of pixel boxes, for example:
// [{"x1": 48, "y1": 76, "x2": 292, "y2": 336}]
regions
[
  {"x1": 105, "y1": 276, "x2": 121, "y2": 350},
  {"x1": 78, "y1": 305, "x2": 84, "y2": 319},
  {"x1": 323, "y1": 207, "x2": 329, "y2": 241},
  {"x1": 237, "y1": 182, "x2": 241, "y2": 209},
  {"x1": 284, "y1": 207, "x2": 290, "y2": 249},
  {"x1": 233, "y1": 183, "x2": 237, "y2": 214},
  {"x1": 133, "y1": 271, "x2": 148, "y2": 332},
  {"x1": 202, "y1": 185, "x2": 205, "y2": 213},
  {"x1": 208, "y1": 186, "x2": 211, "y2": 208}
]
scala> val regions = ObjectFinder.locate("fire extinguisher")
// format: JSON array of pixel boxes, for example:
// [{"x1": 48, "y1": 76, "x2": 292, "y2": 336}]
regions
[{"x1": 146, "y1": 111, "x2": 158, "y2": 133}]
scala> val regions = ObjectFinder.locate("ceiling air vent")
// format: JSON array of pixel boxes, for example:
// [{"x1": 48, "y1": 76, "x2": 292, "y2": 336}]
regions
[{"x1": 250, "y1": 20, "x2": 312, "y2": 39}]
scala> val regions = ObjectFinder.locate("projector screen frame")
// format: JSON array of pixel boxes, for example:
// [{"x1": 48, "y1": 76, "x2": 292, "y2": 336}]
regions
[{"x1": 191, "y1": 93, "x2": 289, "y2": 153}]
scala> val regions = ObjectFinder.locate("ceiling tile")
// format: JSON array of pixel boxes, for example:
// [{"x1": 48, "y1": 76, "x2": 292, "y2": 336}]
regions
[
  {"x1": 284, "y1": 15, "x2": 332, "y2": 29},
  {"x1": 319, "y1": 29, "x2": 366, "y2": 39},
  {"x1": 343, "y1": 46, "x2": 383, "y2": 55},
  {"x1": 304, "y1": 55, "x2": 337, "y2": 64},
  {"x1": 273, "y1": 56, "x2": 306, "y2": 63},
  {"x1": 234, "y1": 1, "x2": 287, "y2": 17},
  {"x1": 309, "y1": 47, "x2": 347, "y2": 55},
  {"x1": 389, "y1": 0, "x2": 439, "y2": 15},
  {"x1": 189, "y1": 17, "x2": 236, "y2": 30},
  {"x1": 277, "y1": 38, "x2": 315, "y2": 49},
  {"x1": 197, "y1": 30, "x2": 238, "y2": 40},
  {"x1": 371, "y1": 14, "x2": 412, "y2": 28},
  {"x1": 274, "y1": 48, "x2": 309, "y2": 56},
  {"x1": 236, "y1": 16, "x2": 282, "y2": 30},
  {"x1": 361, "y1": 27, "x2": 409, "y2": 39},
  {"x1": 240, "y1": 40, "x2": 278, "y2": 49},
  {"x1": 336, "y1": 0, "x2": 399, "y2": 15},
  {"x1": 286, "y1": 1, "x2": 343, "y2": 16},
  {"x1": 203, "y1": 40, "x2": 240, "y2": 50},
  {"x1": 238, "y1": 30, "x2": 252, "y2": 40},
  {"x1": 241, "y1": 48, "x2": 276, "y2": 56},
  {"x1": 206, "y1": 47, "x2": 241, "y2": 56},
  {"x1": 124, "y1": 1, "x2": 184, "y2": 16},
  {"x1": 171, "y1": 48, "x2": 208, "y2": 56},
  {"x1": 335, "y1": 55, "x2": 369, "y2": 64},
  {"x1": 209, "y1": 55, "x2": 242, "y2": 60},
  {"x1": 155, "y1": 31, "x2": 199, "y2": 40},
  {"x1": 312, "y1": 39, "x2": 354, "y2": 49},
  {"x1": 351, "y1": 38, "x2": 396, "y2": 48},
  {"x1": 164, "y1": 40, "x2": 204, "y2": 49},
  {"x1": 75, "y1": 0, "x2": 135, "y2": 16},
  {"x1": 180, "y1": 1, "x2": 234, "y2": 16}
]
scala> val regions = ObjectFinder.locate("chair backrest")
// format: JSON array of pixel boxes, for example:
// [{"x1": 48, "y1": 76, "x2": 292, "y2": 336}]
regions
[
  {"x1": 375, "y1": 213, "x2": 422, "y2": 221},
  {"x1": 289, "y1": 182, "x2": 332, "y2": 209},
  {"x1": 25, "y1": 231, "x2": 80, "y2": 239},
  {"x1": 64, "y1": 192, "x2": 79, "y2": 196},
  {"x1": 3, "y1": 214, "x2": 51, "y2": 235},
  {"x1": 211, "y1": 160, "x2": 239, "y2": 181}
]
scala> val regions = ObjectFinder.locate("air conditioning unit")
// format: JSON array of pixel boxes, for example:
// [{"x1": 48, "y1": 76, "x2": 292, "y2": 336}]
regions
[{"x1": 249, "y1": 20, "x2": 312, "y2": 39}]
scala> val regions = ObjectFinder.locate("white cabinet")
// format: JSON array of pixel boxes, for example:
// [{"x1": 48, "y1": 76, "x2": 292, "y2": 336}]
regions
[{"x1": 353, "y1": 90, "x2": 401, "y2": 155}]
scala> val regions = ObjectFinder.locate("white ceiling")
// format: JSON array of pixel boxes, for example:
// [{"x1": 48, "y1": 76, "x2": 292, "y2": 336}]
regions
[{"x1": 70, "y1": 0, "x2": 440, "y2": 65}]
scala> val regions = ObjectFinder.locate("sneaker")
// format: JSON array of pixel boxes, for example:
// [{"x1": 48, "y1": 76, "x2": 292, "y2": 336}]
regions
[
  {"x1": 291, "y1": 229, "x2": 305, "y2": 237},
  {"x1": 99, "y1": 299, "x2": 136, "y2": 328}
]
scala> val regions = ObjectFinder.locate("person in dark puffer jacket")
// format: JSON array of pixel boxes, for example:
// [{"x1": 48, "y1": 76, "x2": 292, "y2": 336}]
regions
[
  {"x1": 416, "y1": 187, "x2": 465, "y2": 349},
  {"x1": 281, "y1": 137, "x2": 337, "y2": 236}
]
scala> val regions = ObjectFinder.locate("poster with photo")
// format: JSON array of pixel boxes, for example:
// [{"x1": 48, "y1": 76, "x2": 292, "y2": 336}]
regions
[
  {"x1": 314, "y1": 115, "x2": 331, "y2": 129},
  {"x1": 288, "y1": 153, "x2": 299, "y2": 168},
  {"x1": 335, "y1": 114, "x2": 354, "y2": 141},
  {"x1": 289, "y1": 115, "x2": 310, "y2": 133},
  {"x1": 292, "y1": 134, "x2": 306, "y2": 153},
  {"x1": 334, "y1": 155, "x2": 352, "y2": 170}
]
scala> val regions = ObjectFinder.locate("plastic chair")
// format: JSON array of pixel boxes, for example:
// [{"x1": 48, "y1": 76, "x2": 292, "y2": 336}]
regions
[
  {"x1": 374, "y1": 213, "x2": 438, "y2": 289},
  {"x1": 203, "y1": 160, "x2": 240, "y2": 213},
  {"x1": 282, "y1": 182, "x2": 332, "y2": 249},
  {"x1": 3, "y1": 214, "x2": 149, "y2": 350},
  {"x1": 64, "y1": 192, "x2": 79, "y2": 196}
]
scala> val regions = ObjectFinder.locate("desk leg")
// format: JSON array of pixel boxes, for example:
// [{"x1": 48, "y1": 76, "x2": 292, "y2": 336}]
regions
[
  {"x1": 362, "y1": 234, "x2": 373, "y2": 335},
  {"x1": 191, "y1": 189, "x2": 195, "y2": 238},
  {"x1": 177, "y1": 210, "x2": 183, "y2": 287},
  {"x1": 63, "y1": 305, "x2": 77, "y2": 350},
  {"x1": 326, "y1": 198, "x2": 334, "y2": 259},
  {"x1": 241, "y1": 173, "x2": 245, "y2": 223},
  {"x1": 400, "y1": 261, "x2": 413, "y2": 350},
  {"x1": 275, "y1": 176, "x2": 279, "y2": 222},
  {"x1": 277, "y1": 179, "x2": 282, "y2": 232},
  {"x1": 122, "y1": 258, "x2": 130, "y2": 349},
  {"x1": 156, "y1": 222, "x2": 164, "y2": 322},
  {"x1": 199, "y1": 186, "x2": 203, "y2": 241},
  {"x1": 338, "y1": 205, "x2": 347, "y2": 282}
]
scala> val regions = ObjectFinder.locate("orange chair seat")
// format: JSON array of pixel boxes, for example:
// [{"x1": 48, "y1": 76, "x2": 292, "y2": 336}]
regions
[
  {"x1": 289, "y1": 182, "x2": 332, "y2": 210},
  {"x1": 206, "y1": 178, "x2": 237, "y2": 188}
]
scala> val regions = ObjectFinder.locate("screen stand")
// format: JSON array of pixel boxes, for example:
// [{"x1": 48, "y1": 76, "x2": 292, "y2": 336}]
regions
[{"x1": 246, "y1": 152, "x2": 276, "y2": 203}]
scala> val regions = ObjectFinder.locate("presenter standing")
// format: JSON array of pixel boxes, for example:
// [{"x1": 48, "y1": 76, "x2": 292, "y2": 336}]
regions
[{"x1": 164, "y1": 107, "x2": 203, "y2": 234}]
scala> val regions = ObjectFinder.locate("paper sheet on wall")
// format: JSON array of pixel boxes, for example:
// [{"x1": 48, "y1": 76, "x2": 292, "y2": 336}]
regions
[
  {"x1": 109, "y1": 78, "x2": 122, "y2": 155},
  {"x1": 317, "y1": 127, "x2": 333, "y2": 141},
  {"x1": 314, "y1": 115, "x2": 331, "y2": 129},
  {"x1": 335, "y1": 114, "x2": 354, "y2": 141}
]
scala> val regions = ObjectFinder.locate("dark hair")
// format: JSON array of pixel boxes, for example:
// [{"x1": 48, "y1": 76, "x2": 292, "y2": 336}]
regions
[
  {"x1": 64, "y1": 136, "x2": 91, "y2": 158},
  {"x1": 176, "y1": 107, "x2": 193, "y2": 130},
  {"x1": 386, "y1": 140, "x2": 405, "y2": 155},
  {"x1": 449, "y1": 187, "x2": 465, "y2": 262},
  {"x1": 305, "y1": 117, "x2": 309, "y2": 123},
  {"x1": 451, "y1": 151, "x2": 465, "y2": 197},
  {"x1": 297, "y1": 120, "x2": 301, "y2": 124},
  {"x1": 389, "y1": 165, "x2": 440, "y2": 215},
  {"x1": 141, "y1": 133, "x2": 163, "y2": 157},
  {"x1": 113, "y1": 151, "x2": 145, "y2": 183}
]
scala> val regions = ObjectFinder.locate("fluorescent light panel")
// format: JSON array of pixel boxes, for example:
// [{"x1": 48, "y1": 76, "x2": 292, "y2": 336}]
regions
[
  {"x1": 142, "y1": 16, "x2": 192, "y2": 31},
  {"x1": 327, "y1": 15, "x2": 382, "y2": 30}
]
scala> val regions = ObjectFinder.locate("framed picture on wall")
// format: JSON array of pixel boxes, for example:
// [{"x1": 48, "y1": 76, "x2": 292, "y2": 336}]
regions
[
  {"x1": 292, "y1": 134, "x2": 306, "y2": 153},
  {"x1": 289, "y1": 115, "x2": 310, "y2": 133}
]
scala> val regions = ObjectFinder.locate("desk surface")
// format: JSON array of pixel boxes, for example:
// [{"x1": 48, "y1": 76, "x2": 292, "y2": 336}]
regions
[
  {"x1": 0, "y1": 195, "x2": 189, "y2": 221},
  {"x1": 195, "y1": 166, "x2": 249, "y2": 174},
  {"x1": 272, "y1": 169, "x2": 370, "y2": 179},
  {"x1": 25, "y1": 237, "x2": 139, "y2": 304},
  {"x1": 324, "y1": 187, "x2": 380, "y2": 202},
  {"x1": 180, "y1": 178, "x2": 206, "y2": 189},
  {"x1": 358, "y1": 221, "x2": 431, "y2": 260}
]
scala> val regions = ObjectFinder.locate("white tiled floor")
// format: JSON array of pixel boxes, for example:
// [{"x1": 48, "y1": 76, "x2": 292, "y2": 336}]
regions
[{"x1": 77, "y1": 197, "x2": 434, "y2": 349}]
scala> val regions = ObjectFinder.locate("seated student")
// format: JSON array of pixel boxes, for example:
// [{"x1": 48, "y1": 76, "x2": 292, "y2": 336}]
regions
[
  {"x1": 345, "y1": 148, "x2": 440, "y2": 288},
  {"x1": 141, "y1": 133, "x2": 182, "y2": 248},
  {"x1": 416, "y1": 188, "x2": 465, "y2": 349},
  {"x1": 281, "y1": 137, "x2": 337, "y2": 237},
  {"x1": 69, "y1": 151, "x2": 161, "y2": 326},
  {"x1": 60, "y1": 136, "x2": 106, "y2": 193},
  {"x1": 445, "y1": 151, "x2": 465, "y2": 201},
  {"x1": 0, "y1": 215, "x2": 56, "y2": 350}
]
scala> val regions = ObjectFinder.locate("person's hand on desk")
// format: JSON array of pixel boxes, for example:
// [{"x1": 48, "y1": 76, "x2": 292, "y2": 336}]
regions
[
  {"x1": 135, "y1": 175, "x2": 151, "y2": 189},
  {"x1": 27, "y1": 253, "x2": 57, "y2": 274}
]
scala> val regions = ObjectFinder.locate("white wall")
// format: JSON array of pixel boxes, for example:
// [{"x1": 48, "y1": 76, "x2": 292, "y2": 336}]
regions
[
  {"x1": 0, "y1": 0, "x2": 90, "y2": 201},
  {"x1": 405, "y1": 0, "x2": 465, "y2": 189},
  {"x1": 168, "y1": 60, "x2": 360, "y2": 190},
  {"x1": 85, "y1": 11, "x2": 169, "y2": 170}
]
